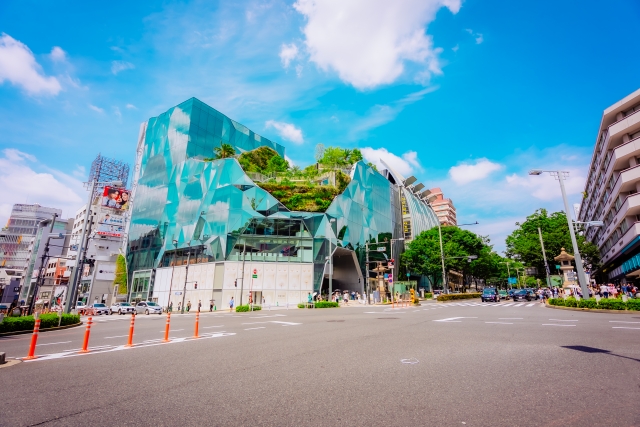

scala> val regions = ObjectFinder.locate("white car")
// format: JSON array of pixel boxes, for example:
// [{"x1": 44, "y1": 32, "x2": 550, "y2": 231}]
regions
[
  {"x1": 88, "y1": 303, "x2": 110, "y2": 315},
  {"x1": 75, "y1": 302, "x2": 87, "y2": 314},
  {"x1": 135, "y1": 301, "x2": 162, "y2": 315},
  {"x1": 110, "y1": 302, "x2": 135, "y2": 315}
]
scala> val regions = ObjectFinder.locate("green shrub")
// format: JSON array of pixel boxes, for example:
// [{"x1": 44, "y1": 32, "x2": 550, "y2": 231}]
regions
[
  {"x1": 626, "y1": 299, "x2": 640, "y2": 311},
  {"x1": 564, "y1": 297, "x2": 577, "y2": 307},
  {"x1": 437, "y1": 293, "x2": 481, "y2": 301},
  {"x1": 0, "y1": 313, "x2": 80, "y2": 333},
  {"x1": 235, "y1": 305, "x2": 262, "y2": 312},
  {"x1": 577, "y1": 299, "x2": 598, "y2": 309},
  {"x1": 548, "y1": 298, "x2": 564, "y2": 306},
  {"x1": 597, "y1": 299, "x2": 626, "y2": 310},
  {"x1": 423, "y1": 293, "x2": 433, "y2": 299}
]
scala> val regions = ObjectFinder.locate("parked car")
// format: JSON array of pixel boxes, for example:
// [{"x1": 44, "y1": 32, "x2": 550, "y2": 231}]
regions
[
  {"x1": 88, "y1": 303, "x2": 110, "y2": 315},
  {"x1": 481, "y1": 288, "x2": 500, "y2": 302},
  {"x1": 110, "y1": 302, "x2": 135, "y2": 315},
  {"x1": 498, "y1": 290, "x2": 509, "y2": 300},
  {"x1": 75, "y1": 302, "x2": 87, "y2": 315},
  {"x1": 0, "y1": 303, "x2": 10, "y2": 314},
  {"x1": 508, "y1": 289, "x2": 516, "y2": 298},
  {"x1": 512, "y1": 289, "x2": 533, "y2": 301},
  {"x1": 432, "y1": 290, "x2": 443, "y2": 299},
  {"x1": 136, "y1": 301, "x2": 162, "y2": 315}
]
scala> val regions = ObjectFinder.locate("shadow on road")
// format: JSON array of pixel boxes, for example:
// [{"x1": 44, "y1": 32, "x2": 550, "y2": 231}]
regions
[{"x1": 561, "y1": 345, "x2": 640, "y2": 363}]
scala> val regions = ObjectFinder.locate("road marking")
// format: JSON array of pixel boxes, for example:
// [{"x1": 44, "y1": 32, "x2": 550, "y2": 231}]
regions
[
  {"x1": 37, "y1": 341, "x2": 71, "y2": 346},
  {"x1": 499, "y1": 318, "x2": 523, "y2": 320},
  {"x1": 104, "y1": 335, "x2": 129, "y2": 339},
  {"x1": 433, "y1": 317, "x2": 477, "y2": 323},
  {"x1": 612, "y1": 327, "x2": 640, "y2": 330},
  {"x1": 244, "y1": 327, "x2": 266, "y2": 331},
  {"x1": 609, "y1": 321, "x2": 640, "y2": 324},
  {"x1": 526, "y1": 303, "x2": 535, "y2": 307},
  {"x1": 485, "y1": 322, "x2": 513, "y2": 324},
  {"x1": 513, "y1": 303, "x2": 524, "y2": 307},
  {"x1": 242, "y1": 322, "x2": 268, "y2": 325},
  {"x1": 202, "y1": 325, "x2": 224, "y2": 328},
  {"x1": 502, "y1": 303, "x2": 515, "y2": 307},
  {"x1": 270, "y1": 321, "x2": 301, "y2": 326},
  {"x1": 542, "y1": 324, "x2": 576, "y2": 327},
  {"x1": 159, "y1": 329, "x2": 183, "y2": 332},
  {"x1": 549, "y1": 319, "x2": 578, "y2": 322},
  {"x1": 250, "y1": 314, "x2": 286, "y2": 319}
]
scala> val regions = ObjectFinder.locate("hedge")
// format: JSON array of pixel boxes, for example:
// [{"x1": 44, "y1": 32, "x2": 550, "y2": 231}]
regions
[
  {"x1": 423, "y1": 293, "x2": 433, "y2": 300},
  {"x1": 297, "y1": 301, "x2": 340, "y2": 308},
  {"x1": 437, "y1": 293, "x2": 481, "y2": 302},
  {"x1": 548, "y1": 298, "x2": 640, "y2": 311},
  {"x1": 235, "y1": 305, "x2": 262, "y2": 312},
  {"x1": 0, "y1": 313, "x2": 80, "y2": 333}
]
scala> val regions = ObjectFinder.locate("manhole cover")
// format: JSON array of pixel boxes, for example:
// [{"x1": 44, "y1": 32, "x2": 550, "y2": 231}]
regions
[
  {"x1": 377, "y1": 317, "x2": 399, "y2": 319},
  {"x1": 327, "y1": 320, "x2": 345, "y2": 322}
]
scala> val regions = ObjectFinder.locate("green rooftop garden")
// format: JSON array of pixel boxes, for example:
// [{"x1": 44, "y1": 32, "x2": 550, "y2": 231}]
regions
[{"x1": 204, "y1": 143, "x2": 363, "y2": 212}]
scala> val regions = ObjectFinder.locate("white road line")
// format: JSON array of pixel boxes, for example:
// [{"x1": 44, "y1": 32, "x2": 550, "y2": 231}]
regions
[
  {"x1": 202, "y1": 325, "x2": 224, "y2": 328},
  {"x1": 242, "y1": 322, "x2": 268, "y2": 325},
  {"x1": 485, "y1": 322, "x2": 513, "y2": 324},
  {"x1": 609, "y1": 321, "x2": 640, "y2": 324},
  {"x1": 542, "y1": 324, "x2": 576, "y2": 327},
  {"x1": 513, "y1": 303, "x2": 524, "y2": 307},
  {"x1": 159, "y1": 329, "x2": 183, "y2": 332},
  {"x1": 270, "y1": 321, "x2": 301, "y2": 326},
  {"x1": 526, "y1": 303, "x2": 535, "y2": 307},
  {"x1": 250, "y1": 314, "x2": 286, "y2": 319},
  {"x1": 244, "y1": 327, "x2": 266, "y2": 331},
  {"x1": 549, "y1": 319, "x2": 578, "y2": 322},
  {"x1": 499, "y1": 318, "x2": 523, "y2": 320},
  {"x1": 502, "y1": 303, "x2": 515, "y2": 307},
  {"x1": 104, "y1": 335, "x2": 129, "y2": 339},
  {"x1": 433, "y1": 317, "x2": 477, "y2": 323},
  {"x1": 612, "y1": 327, "x2": 640, "y2": 330},
  {"x1": 37, "y1": 341, "x2": 71, "y2": 346}
]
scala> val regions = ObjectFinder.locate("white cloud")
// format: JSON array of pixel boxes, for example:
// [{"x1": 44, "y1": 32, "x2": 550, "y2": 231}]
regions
[
  {"x1": 292, "y1": 0, "x2": 460, "y2": 89},
  {"x1": 265, "y1": 120, "x2": 304, "y2": 144},
  {"x1": 452, "y1": 44, "x2": 459, "y2": 52},
  {"x1": 505, "y1": 170, "x2": 585, "y2": 201},
  {"x1": 111, "y1": 60, "x2": 135, "y2": 75},
  {"x1": 285, "y1": 155, "x2": 295, "y2": 166},
  {"x1": 125, "y1": 103, "x2": 137, "y2": 109},
  {"x1": 361, "y1": 147, "x2": 422, "y2": 177},
  {"x1": 89, "y1": 104, "x2": 104, "y2": 114},
  {"x1": 49, "y1": 46, "x2": 67, "y2": 62},
  {"x1": 465, "y1": 28, "x2": 483, "y2": 44},
  {"x1": 279, "y1": 43, "x2": 299, "y2": 68},
  {"x1": 0, "y1": 149, "x2": 84, "y2": 225},
  {"x1": 449, "y1": 158, "x2": 503, "y2": 185},
  {"x1": 113, "y1": 106, "x2": 122, "y2": 120},
  {"x1": 0, "y1": 33, "x2": 62, "y2": 95}
]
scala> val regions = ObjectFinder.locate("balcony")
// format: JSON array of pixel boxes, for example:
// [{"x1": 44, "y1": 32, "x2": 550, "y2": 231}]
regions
[
  {"x1": 601, "y1": 221, "x2": 640, "y2": 265},
  {"x1": 598, "y1": 192, "x2": 640, "y2": 246},
  {"x1": 609, "y1": 108, "x2": 640, "y2": 141}
]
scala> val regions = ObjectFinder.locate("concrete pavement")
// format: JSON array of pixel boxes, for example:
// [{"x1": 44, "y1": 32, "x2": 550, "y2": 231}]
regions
[{"x1": 1, "y1": 301, "x2": 638, "y2": 426}]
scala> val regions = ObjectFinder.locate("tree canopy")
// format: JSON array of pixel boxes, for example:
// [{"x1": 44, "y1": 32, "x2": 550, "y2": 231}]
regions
[
  {"x1": 505, "y1": 209, "x2": 600, "y2": 279},
  {"x1": 213, "y1": 143, "x2": 236, "y2": 159}
]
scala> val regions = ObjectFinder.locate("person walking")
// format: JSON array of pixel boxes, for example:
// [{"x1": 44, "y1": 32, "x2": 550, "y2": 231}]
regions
[
  {"x1": 209, "y1": 299, "x2": 214, "y2": 312},
  {"x1": 262, "y1": 295, "x2": 265, "y2": 306},
  {"x1": 197, "y1": 300, "x2": 202, "y2": 312},
  {"x1": 177, "y1": 301, "x2": 182, "y2": 312},
  {"x1": 168, "y1": 301, "x2": 173, "y2": 313},
  {"x1": 186, "y1": 300, "x2": 192, "y2": 312},
  {"x1": 229, "y1": 296, "x2": 235, "y2": 312}
]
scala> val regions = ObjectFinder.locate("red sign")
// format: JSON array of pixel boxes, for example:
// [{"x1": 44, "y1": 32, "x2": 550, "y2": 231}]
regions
[{"x1": 253, "y1": 269, "x2": 257, "y2": 275}]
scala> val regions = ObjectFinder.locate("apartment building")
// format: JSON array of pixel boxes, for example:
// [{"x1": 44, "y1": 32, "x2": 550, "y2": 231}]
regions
[
  {"x1": 427, "y1": 188, "x2": 457, "y2": 226},
  {"x1": 578, "y1": 88, "x2": 640, "y2": 282}
]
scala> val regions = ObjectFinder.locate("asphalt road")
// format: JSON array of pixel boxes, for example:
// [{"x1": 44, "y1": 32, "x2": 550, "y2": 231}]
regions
[{"x1": 1, "y1": 300, "x2": 639, "y2": 427}]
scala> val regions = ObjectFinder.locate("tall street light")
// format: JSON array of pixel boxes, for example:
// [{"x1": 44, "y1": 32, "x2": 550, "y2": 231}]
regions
[
  {"x1": 529, "y1": 170, "x2": 592, "y2": 299},
  {"x1": 328, "y1": 218, "x2": 336, "y2": 300}
]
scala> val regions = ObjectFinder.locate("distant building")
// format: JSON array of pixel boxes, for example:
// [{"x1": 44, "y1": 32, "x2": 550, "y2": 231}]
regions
[
  {"x1": 427, "y1": 188, "x2": 457, "y2": 226},
  {"x1": 578, "y1": 88, "x2": 640, "y2": 282},
  {"x1": 88, "y1": 154, "x2": 130, "y2": 198}
]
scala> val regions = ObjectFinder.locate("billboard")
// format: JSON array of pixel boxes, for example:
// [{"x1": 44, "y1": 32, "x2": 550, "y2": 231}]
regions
[
  {"x1": 101, "y1": 186, "x2": 130, "y2": 210},
  {"x1": 96, "y1": 212, "x2": 125, "y2": 237}
]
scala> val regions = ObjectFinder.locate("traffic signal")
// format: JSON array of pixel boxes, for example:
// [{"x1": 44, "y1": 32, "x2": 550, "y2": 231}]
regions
[
  {"x1": 234, "y1": 279, "x2": 237, "y2": 287},
  {"x1": 194, "y1": 282, "x2": 198, "y2": 289}
]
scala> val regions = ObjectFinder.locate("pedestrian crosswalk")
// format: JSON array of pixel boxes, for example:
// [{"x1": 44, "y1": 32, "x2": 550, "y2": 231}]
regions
[{"x1": 424, "y1": 302, "x2": 539, "y2": 308}]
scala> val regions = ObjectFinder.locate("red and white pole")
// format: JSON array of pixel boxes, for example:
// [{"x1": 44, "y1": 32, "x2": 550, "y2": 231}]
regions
[
  {"x1": 126, "y1": 312, "x2": 135, "y2": 347},
  {"x1": 81, "y1": 317, "x2": 93, "y2": 353},
  {"x1": 163, "y1": 312, "x2": 171, "y2": 343},
  {"x1": 24, "y1": 316, "x2": 41, "y2": 360},
  {"x1": 193, "y1": 310, "x2": 200, "y2": 338}
]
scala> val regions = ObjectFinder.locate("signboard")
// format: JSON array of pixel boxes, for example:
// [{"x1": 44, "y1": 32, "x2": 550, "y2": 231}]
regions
[
  {"x1": 102, "y1": 186, "x2": 130, "y2": 210},
  {"x1": 508, "y1": 277, "x2": 517, "y2": 285},
  {"x1": 384, "y1": 273, "x2": 389, "y2": 279},
  {"x1": 175, "y1": 291, "x2": 182, "y2": 295},
  {"x1": 96, "y1": 213, "x2": 125, "y2": 237},
  {"x1": 376, "y1": 247, "x2": 386, "y2": 252}
]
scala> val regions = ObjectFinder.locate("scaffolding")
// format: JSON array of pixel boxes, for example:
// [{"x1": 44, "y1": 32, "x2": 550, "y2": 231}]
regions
[{"x1": 88, "y1": 154, "x2": 130, "y2": 196}]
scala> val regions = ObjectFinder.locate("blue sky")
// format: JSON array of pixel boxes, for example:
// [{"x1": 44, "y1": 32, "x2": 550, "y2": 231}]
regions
[{"x1": 1, "y1": 0, "x2": 639, "y2": 253}]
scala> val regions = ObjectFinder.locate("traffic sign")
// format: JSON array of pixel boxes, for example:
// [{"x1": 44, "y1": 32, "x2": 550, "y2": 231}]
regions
[
  {"x1": 508, "y1": 277, "x2": 517, "y2": 285},
  {"x1": 376, "y1": 247, "x2": 386, "y2": 252},
  {"x1": 252, "y1": 268, "x2": 258, "y2": 278}
]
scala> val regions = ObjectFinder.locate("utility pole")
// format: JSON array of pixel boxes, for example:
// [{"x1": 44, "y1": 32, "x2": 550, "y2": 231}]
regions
[
  {"x1": 181, "y1": 243, "x2": 191, "y2": 314},
  {"x1": 28, "y1": 213, "x2": 58, "y2": 315},
  {"x1": 538, "y1": 227, "x2": 551, "y2": 288},
  {"x1": 365, "y1": 242, "x2": 370, "y2": 305},
  {"x1": 438, "y1": 224, "x2": 447, "y2": 294},
  {"x1": 240, "y1": 241, "x2": 246, "y2": 306}
]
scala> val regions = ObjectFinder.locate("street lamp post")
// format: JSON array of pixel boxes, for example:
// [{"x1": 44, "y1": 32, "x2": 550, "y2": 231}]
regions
[
  {"x1": 529, "y1": 170, "x2": 590, "y2": 299},
  {"x1": 180, "y1": 241, "x2": 192, "y2": 314},
  {"x1": 329, "y1": 218, "x2": 336, "y2": 301}
]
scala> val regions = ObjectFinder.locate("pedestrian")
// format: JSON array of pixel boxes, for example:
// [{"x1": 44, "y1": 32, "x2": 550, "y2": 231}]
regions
[
  {"x1": 262, "y1": 295, "x2": 265, "y2": 305},
  {"x1": 210, "y1": 299, "x2": 214, "y2": 312},
  {"x1": 177, "y1": 301, "x2": 182, "y2": 312},
  {"x1": 168, "y1": 301, "x2": 173, "y2": 312},
  {"x1": 187, "y1": 300, "x2": 192, "y2": 312},
  {"x1": 198, "y1": 300, "x2": 202, "y2": 312},
  {"x1": 229, "y1": 296, "x2": 234, "y2": 312}
]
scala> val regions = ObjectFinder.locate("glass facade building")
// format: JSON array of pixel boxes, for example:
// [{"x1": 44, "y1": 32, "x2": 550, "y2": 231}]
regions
[{"x1": 127, "y1": 98, "x2": 439, "y2": 304}]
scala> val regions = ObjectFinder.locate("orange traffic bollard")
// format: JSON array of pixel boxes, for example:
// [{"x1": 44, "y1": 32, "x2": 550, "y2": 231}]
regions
[
  {"x1": 81, "y1": 317, "x2": 93, "y2": 353},
  {"x1": 24, "y1": 316, "x2": 41, "y2": 360},
  {"x1": 163, "y1": 312, "x2": 171, "y2": 343},
  {"x1": 126, "y1": 313, "x2": 136, "y2": 347},
  {"x1": 193, "y1": 310, "x2": 200, "y2": 338}
]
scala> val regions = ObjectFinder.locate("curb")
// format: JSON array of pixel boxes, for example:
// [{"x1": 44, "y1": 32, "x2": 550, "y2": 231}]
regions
[
  {"x1": 545, "y1": 303, "x2": 639, "y2": 315},
  {"x1": 0, "y1": 322, "x2": 83, "y2": 337},
  {"x1": 436, "y1": 298, "x2": 482, "y2": 304}
]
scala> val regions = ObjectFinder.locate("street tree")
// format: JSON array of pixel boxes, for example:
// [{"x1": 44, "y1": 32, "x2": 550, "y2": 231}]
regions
[
  {"x1": 213, "y1": 143, "x2": 236, "y2": 159},
  {"x1": 505, "y1": 209, "x2": 600, "y2": 280}
]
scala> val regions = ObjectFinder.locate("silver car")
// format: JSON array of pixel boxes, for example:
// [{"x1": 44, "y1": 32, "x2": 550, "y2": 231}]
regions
[
  {"x1": 135, "y1": 301, "x2": 162, "y2": 315},
  {"x1": 110, "y1": 302, "x2": 135, "y2": 315},
  {"x1": 88, "y1": 303, "x2": 110, "y2": 315}
]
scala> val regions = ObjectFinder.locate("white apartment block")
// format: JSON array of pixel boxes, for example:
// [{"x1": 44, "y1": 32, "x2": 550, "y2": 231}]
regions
[{"x1": 579, "y1": 88, "x2": 640, "y2": 281}]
